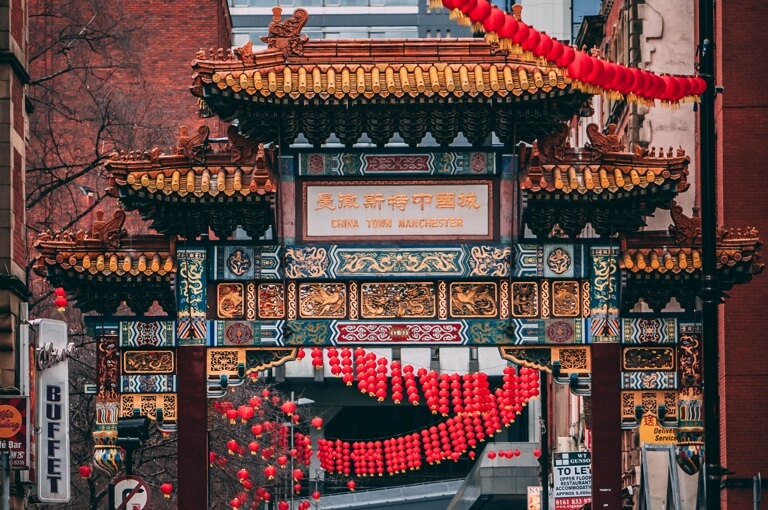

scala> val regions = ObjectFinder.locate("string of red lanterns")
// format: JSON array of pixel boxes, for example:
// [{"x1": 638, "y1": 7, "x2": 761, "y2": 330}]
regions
[
  {"x1": 434, "y1": 0, "x2": 705, "y2": 105},
  {"x1": 213, "y1": 347, "x2": 541, "y2": 508}
]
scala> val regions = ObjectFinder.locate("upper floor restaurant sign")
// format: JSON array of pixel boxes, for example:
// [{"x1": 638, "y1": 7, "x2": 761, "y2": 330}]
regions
[{"x1": 301, "y1": 180, "x2": 495, "y2": 242}]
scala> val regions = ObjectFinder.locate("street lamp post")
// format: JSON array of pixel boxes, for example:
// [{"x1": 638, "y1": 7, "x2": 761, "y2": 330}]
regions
[{"x1": 698, "y1": 0, "x2": 722, "y2": 508}]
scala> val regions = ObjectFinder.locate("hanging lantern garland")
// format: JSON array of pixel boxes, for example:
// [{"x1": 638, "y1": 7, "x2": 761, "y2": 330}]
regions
[
  {"x1": 214, "y1": 347, "x2": 542, "y2": 506},
  {"x1": 431, "y1": 0, "x2": 704, "y2": 105},
  {"x1": 315, "y1": 347, "x2": 541, "y2": 477}
]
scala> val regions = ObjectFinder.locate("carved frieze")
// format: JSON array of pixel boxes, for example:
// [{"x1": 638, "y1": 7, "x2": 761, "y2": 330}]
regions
[
  {"x1": 119, "y1": 394, "x2": 178, "y2": 426},
  {"x1": 218, "y1": 283, "x2": 244, "y2": 319},
  {"x1": 122, "y1": 350, "x2": 175, "y2": 374},
  {"x1": 300, "y1": 283, "x2": 347, "y2": 318},
  {"x1": 361, "y1": 283, "x2": 435, "y2": 319},
  {"x1": 623, "y1": 347, "x2": 675, "y2": 371},
  {"x1": 449, "y1": 283, "x2": 497, "y2": 317},
  {"x1": 511, "y1": 282, "x2": 539, "y2": 318},
  {"x1": 258, "y1": 283, "x2": 285, "y2": 318},
  {"x1": 552, "y1": 281, "x2": 580, "y2": 317}
]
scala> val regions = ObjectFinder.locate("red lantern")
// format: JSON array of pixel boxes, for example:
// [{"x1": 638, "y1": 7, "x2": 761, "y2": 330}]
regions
[
  {"x1": 238, "y1": 405, "x2": 254, "y2": 423},
  {"x1": 651, "y1": 73, "x2": 666, "y2": 99},
  {"x1": 487, "y1": 451, "x2": 496, "y2": 459},
  {"x1": 160, "y1": 482, "x2": 173, "y2": 498},
  {"x1": 533, "y1": 32, "x2": 553, "y2": 57},
  {"x1": 78, "y1": 465, "x2": 92, "y2": 479},
  {"x1": 226, "y1": 439, "x2": 239, "y2": 455},
  {"x1": 312, "y1": 490, "x2": 321, "y2": 501},
  {"x1": 264, "y1": 465, "x2": 277, "y2": 480},
  {"x1": 521, "y1": 28, "x2": 540, "y2": 52},
  {"x1": 278, "y1": 502, "x2": 289, "y2": 510},
  {"x1": 496, "y1": 14, "x2": 519, "y2": 40},
  {"x1": 626, "y1": 67, "x2": 642, "y2": 96},
  {"x1": 662, "y1": 75, "x2": 682, "y2": 102},
  {"x1": 545, "y1": 38, "x2": 564, "y2": 62},
  {"x1": 601, "y1": 62, "x2": 618, "y2": 90},
  {"x1": 583, "y1": 57, "x2": 604, "y2": 85},
  {"x1": 277, "y1": 455, "x2": 289, "y2": 468},
  {"x1": 293, "y1": 468, "x2": 304, "y2": 481},
  {"x1": 567, "y1": 51, "x2": 593, "y2": 81},
  {"x1": 347, "y1": 480, "x2": 356, "y2": 492},
  {"x1": 615, "y1": 66, "x2": 633, "y2": 95},
  {"x1": 226, "y1": 408, "x2": 239, "y2": 424},
  {"x1": 231, "y1": 497, "x2": 242, "y2": 509},
  {"x1": 533, "y1": 448, "x2": 542, "y2": 458},
  {"x1": 468, "y1": 0, "x2": 491, "y2": 24},
  {"x1": 53, "y1": 286, "x2": 67, "y2": 311},
  {"x1": 237, "y1": 468, "x2": 250, "y2": 482},
  {"x1": 281, "y1": 401, "x2": 297, "y2": 416},
  {"x1": 458, "y1": 0, "x2": 478, "y2": 16},
  {"x1": 693, "y1": 76, "x2": 707, "y2": 95},
  {"x1": 555, "y1": 44, "x2": 576, "y2": 67},
  {"x1": 310, "y1": 416, "x2": 324, "y2": 429},
  {"x1": 482, "y1": 6, "x2": 505, "y2": 33},
  {"x1": 54, "y1": 295, "x2": 68, "y2": 312}
]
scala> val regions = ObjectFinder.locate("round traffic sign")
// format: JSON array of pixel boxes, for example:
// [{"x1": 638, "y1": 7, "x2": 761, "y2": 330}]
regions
[{"x1": 113, "y1": 475, "x2": 151, "y2": 510}]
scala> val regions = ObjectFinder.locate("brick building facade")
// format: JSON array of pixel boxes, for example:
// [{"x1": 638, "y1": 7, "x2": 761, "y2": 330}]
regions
[{"x1": 717, "y1": 2, "x2": 768, "y2": 507}]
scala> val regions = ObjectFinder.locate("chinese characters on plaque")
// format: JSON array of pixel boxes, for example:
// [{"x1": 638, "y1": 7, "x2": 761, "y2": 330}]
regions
[{"x1": 303, "y1": 181, "x2": 493, "y2": 240}]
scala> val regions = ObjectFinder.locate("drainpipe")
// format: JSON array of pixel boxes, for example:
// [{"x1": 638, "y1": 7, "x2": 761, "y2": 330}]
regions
[{"x1": 628, "y1": 1, "x2": 644, "y2": 146}]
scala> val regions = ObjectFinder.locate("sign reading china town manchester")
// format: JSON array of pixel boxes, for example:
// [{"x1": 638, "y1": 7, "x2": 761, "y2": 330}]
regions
[{"x1": 302, "y1": 180, "x2": 494, "y2": 241}]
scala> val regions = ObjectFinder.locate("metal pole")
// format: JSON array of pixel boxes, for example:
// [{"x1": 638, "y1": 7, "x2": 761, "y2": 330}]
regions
[
  {"x1": 754, "y1": 473, "x2": 761, "y2": 510},
  {"x1": 698, "y1": 0, "x2": 721, "y2": 508},
  {"x1": 290, "y1": 391, "x2": 295, "y2": 510},
  {"x1": 1, "y1": 452, "x2": 9, "y2": 510},
  {"x1": 539, "y1": 371, "x2": 549, "y2": 509}
]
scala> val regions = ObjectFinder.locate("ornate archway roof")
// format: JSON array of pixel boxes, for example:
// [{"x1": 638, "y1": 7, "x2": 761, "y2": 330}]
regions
[
  {"x1": 620, "y1": 203, "x2": 763, "y2": 312},
  {"x1": 191, "y1": 8, "x2": 592, "y2": 147},
  {"x1": 33, "y1": 211, "x2": 176, "y2": 315},
  {"x1": 106, "y1": 126, "x2": 277, "y2": 239},
  {"x1": 519, "y1": 123, "x2": 690, "y2": 237}
]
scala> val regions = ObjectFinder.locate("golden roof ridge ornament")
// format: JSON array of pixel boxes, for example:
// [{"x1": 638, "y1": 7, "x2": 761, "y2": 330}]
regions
[
  {"x1": 259, "y1": 7, "x2": 309, "y2": 58},
  {"x1": 36, "y1": 209, "x2": 127, "y2": 249}
]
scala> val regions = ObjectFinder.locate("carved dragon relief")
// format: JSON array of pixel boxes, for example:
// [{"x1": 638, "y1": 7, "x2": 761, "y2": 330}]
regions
[
  {"x1": 176, "y1": 125, "x2": 211, "y2": 164},
  {"x1": 260, "y1": 7, "x2": 309, "y2": 58},
  {"x1": 669, "y1": 200, "x2": 702, "y2": 245},
  {"x1": 585, "y1": 122, "x2": 624, "y2": 156},
  {"x1": 227, "y1": 125, "x2": 262, "y2": 163},
  {"x1": 534, "y1": 122, "x2": 571, "y2": 163}
]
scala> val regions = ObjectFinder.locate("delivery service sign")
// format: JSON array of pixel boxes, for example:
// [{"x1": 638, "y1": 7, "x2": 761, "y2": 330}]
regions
[{"x1": 553, "y1": 452, "x2": 592, "y2": 510}]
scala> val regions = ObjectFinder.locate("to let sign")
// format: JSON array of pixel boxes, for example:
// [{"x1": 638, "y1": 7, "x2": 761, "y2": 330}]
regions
[
  {"x1": 0, "y1": 397, "x2": 29, "y2": 469},
  {"x1": 553, "y1": 451, "x2": 592, "y2": 510}
]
